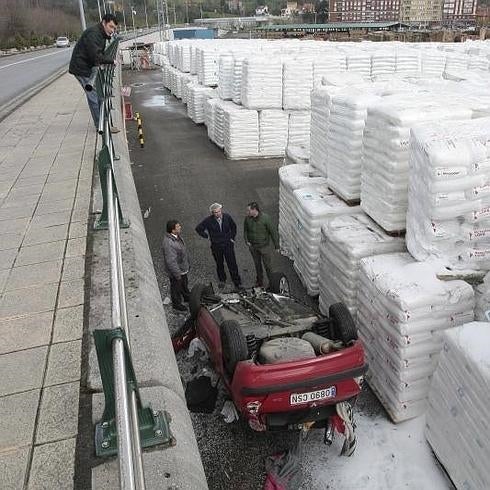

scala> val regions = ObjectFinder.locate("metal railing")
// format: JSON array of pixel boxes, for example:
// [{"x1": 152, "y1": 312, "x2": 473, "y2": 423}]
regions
[{"x1": 92, "y1": 38, "x2": 174, "y2": 490}]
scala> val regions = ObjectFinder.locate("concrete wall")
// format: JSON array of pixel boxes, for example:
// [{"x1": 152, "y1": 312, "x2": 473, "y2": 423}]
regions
[{"x1": 87, "y1": 66, "x2": 208, "y2": 489}]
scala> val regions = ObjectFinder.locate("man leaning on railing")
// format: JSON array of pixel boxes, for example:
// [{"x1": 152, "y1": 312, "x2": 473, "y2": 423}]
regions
[{"x1": 69, "y1": 13, "x2": 120, "y2": 133}]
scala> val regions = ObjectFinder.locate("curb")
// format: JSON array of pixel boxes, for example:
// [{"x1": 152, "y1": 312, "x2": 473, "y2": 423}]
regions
[{"x1": 0, "y1": 65, "x2": 68, "y2": 122}]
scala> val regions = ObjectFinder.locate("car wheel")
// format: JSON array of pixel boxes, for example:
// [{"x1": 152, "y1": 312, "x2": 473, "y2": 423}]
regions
[
  {"x1": 189, "y1": 283, "x2": 207, "y2": 320},
  {"x1": 329, "y1": 303, "x2": 357, "y2": 344},
  {"x1": 220, "y1": 320, "x2": 248, "y2": 376},
  {"x1": 269, "y1": 272, "x2": 290, "y2": 295}
]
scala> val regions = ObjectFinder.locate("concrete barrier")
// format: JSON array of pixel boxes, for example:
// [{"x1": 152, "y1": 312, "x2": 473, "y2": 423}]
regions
[{"x1": 87, "y1": 66, "x2": 208, "y2": 489}]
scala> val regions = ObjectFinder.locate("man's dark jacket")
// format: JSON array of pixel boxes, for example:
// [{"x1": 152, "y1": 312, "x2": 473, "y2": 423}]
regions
[
  {"x1": 195, "y1": 213, "x2": 237, "y2": 247},
  {"x1": 69, "y1": 23, "x2": 114, "y2": 77}
]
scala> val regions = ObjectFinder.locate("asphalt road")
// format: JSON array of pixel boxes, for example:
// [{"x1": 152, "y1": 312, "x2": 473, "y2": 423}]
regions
[
  {"x1": 0, "y1": 47, "x2": 72, "y2": 108},
  {"x1": 124, "y1": 69, "x2": 384, "y2": 490}
]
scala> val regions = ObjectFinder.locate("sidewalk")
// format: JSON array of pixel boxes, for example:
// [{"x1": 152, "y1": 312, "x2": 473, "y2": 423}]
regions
[{"x1": 0, "y1": 74, "x2": 95, "y2": 489}]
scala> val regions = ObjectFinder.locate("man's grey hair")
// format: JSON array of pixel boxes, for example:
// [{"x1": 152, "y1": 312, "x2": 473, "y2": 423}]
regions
[{"x1": 209, "y1": 202, "x2": 223, "y2": 213}]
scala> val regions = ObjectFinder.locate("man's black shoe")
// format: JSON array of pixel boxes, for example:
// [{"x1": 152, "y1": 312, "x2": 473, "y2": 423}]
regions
[{"x1": 173, "y1": 304, "x2": 187, "y2": 312}]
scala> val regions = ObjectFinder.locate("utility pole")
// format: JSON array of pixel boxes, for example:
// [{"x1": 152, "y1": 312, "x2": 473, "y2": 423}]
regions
[
  {"x1": 121, "y1": 0, "x2": 128, "y2": 32},
  {"x1": 144, "y1": 0, "x2": 149, "y2": 28},
  {"x1": 96, "y1": 0, "x2": 102, "y2": 20},
  {"x1": 78, "y1": 0, "x2": 87, "y2": 30}
]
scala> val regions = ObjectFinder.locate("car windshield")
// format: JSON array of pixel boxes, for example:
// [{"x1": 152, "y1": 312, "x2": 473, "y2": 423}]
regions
[{"x1": 58, "y1": 37, "x2": 68, "y2": 41}]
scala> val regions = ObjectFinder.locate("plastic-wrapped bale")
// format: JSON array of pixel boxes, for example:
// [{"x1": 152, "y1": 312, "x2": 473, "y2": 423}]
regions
[
  {"x1": 395, "y1": 49, "x2": 421, "y2": 76},
  {"x1": 204, "y1": 98, "x2": 220, "y2": 144},
  {"x1": 177, "y1": 43, "x2": 191, "y2": 72},
  {"x1": 288, "y1": 111, "x2": 310, "y2": 151},
  {"x1": 371, "y1": 50, "x2": 396, "y2": 78},
  {"x1": 318, "y1": 213, "x2": 405, "y2": 317},
  {"x1": 425, "y1": 321, "x2": 490, "y2": 490},
  {"x1": 309, "y1": 86, "x2": 338, "y2": 177},
  {"x1": 312, "y1": 54, "x2": 346, "y2": 86},
  {"x1": 214, "y1": 100, "x2": 238, "y2": 149},
  {"x1": 360, "y1": 95, "x2": 473, "y2": 233},
  {"x1": 474, "y1": 273, "x2": 490, "y2": 321},
  {"x1": 346, "y1": 52, "x2": 372, "y2": 78},
  {"x1": 241, "y1": 57, "x2": 283, "y2": 110},
  {"x1": 278, "y1": 164, "x2": 327, "y2": 258},
  {"x1": 187, "y1": 85, "x2": 217, "y2": 124},
  {"x1": 420, "y1": 50, "x2": 446, "y2": 78},
  {"x1": 232, "y1": 56, "x2": 245, "y2": 105},
  {"x1": 178, "y1": 73, "x2": 194, "y2": 103},
  {"x1": 357, "y1": 252, "x2": 475, "y2": 423},
  {"x1": 259, "y1": 110, "x2": 288, "y2": 157},
  {"x1": 182, "y1": 75, "x2": 199, "y2": 105},
  {"x1": 198, "y1": 47, "x2": 219, "y2": 86},
  {"x1": 326, "y1": 92, "x2": 381, "y2": 202},
  {"x1": 291, "y1": 187, "x2": 355, "y2": 295},
  {"x1": 283, "y1": 145, "x2": 310, "y2": 166},
  {"x1": 218, "y1": 53, "x2": 235, "y2": 100},
  {"x1": 444, "y1": 52, "x2": 469, "y2": 76},
  {"x1": 282, "y1": 59, "x2": 313, "y2": 110},
  {"x1": 223, "y1": 107, "x2": 259, "y2": 159},
  {"x1": 467, "y1": 55, "x2": 490, "y2": 72},
  {"x1": 406, "y1": 118, "x2": 490, "y2": 271}
]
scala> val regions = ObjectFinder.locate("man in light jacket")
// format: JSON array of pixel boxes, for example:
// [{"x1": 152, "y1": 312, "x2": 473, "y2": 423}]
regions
[
  {"x1": 163, "y1": 220, "x2": 190, "y2": 312},
  {"x1": 196, "y1": 203, "x2": 242, "y2": 290}
]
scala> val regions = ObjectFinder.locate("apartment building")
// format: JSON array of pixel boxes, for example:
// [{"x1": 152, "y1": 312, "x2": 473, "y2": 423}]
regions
[
  {"x1": 400, "y1": 0, "x2": 444, "y2": 22},
  {"x1": 329, "y1": 0, "x2": 401, "y2": 21},
  {"x1": 443, "y1": 0, "x2": 478, "y2": 20}
]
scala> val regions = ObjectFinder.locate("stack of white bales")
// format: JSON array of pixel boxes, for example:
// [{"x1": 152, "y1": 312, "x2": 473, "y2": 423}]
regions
[
  {"x1": 283, "y1": 146, "x2": 310, "y2": 166},
  {"x1": 474, "y1": 273, "x2": 490, "y2": 321},
  {"x1": 395, "y1": 48, "x2": 421, "y2": 75},
  {"x1": 187, "y1": 85, "x2": 216, "y2": 124},
  {"x1": 232, "y1": 56, "x2": 245, "y2": 104},
  {"x1": 345, "y1": 52, "x2": 372, "y2": 77},
  {"x1": 288, "y1": 112, "x2": 311, "y2": 151},
  {"x1": 425, "y1": 321, "x2": 490, "y2": 490},
  {"x1": 318, "y1": 213, "x2": 405, "y2": 317},
  {"x1": 214, "y1": 101, "x2": 238, "y2": 149},
  {"x1": 360, "y1": 95, "x2": 473, "y2": 232},
  {"x1": 259, "y1": 110, "x2": 289, "y2": 157},
  {"x1": 278, "y1": 164, "x2": 327, "y2": 258},
  {"x1": 241, "y1": 57, "x2": 283, "y2": 110},
  {"x1": 204, "y1": 97, "x2": 220, "y2": 142},
  {"x1": 357, "y1": 252, "x2": 475, "y2": 422},
  {"x1": 371, "y1": 50, "x2": 396, "y2": 78},
  {"x1": 282, "y1": 59, "x2": 313, "y2": 110},
  {"x1": 406, "y1": 118, "x2": 490, "y2": 271},
  {"x1": 420, "y1": 50, "x2": 446, "y2": 77},
  {"x1": 444, "y1": 52, "x2": 469, "y2": 75},
  {"x1": 312, "y1": 53, "x2": 346, "y2": 86},
  {"x1": 197, "y1": 47, "x2": 219, "y2": 86},
  {"x1": 223, "y1": 106, "x2": 259, "y2": 159},
  {"x1": 326, "y1": 91, "x2": 381, "y2": 202},
  {"x1": 218, "y1": 54, "x2": 235, "y2": 100},
  {"x1": 291, "y1": 187, "x2": 355, "y2": 295}
]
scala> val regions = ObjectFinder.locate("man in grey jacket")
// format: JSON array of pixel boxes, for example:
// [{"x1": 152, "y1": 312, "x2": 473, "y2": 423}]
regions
[{"x1": 163, "y1": 220, "x2": 190, "y2": 312}]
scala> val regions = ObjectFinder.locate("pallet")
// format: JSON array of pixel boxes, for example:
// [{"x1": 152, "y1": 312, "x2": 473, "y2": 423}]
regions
[{"x1": 328, "y1": 187, "x2": 361, "y2": 207}]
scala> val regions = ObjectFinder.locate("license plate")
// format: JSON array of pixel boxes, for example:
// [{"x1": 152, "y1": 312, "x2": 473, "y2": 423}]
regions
[{"x1": 290, "y1": 386, "x2": 336, "y2": 405}]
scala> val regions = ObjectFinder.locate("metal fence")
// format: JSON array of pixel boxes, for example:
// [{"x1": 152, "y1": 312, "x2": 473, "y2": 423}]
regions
[{"x1": 92, "y1": 38, "x2": 173, "y2": 490}]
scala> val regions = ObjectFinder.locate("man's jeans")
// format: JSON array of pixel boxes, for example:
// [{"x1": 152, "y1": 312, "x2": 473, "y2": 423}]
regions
[{"x1": 75, "y1": 74, "x2": 100, "y2": 129}]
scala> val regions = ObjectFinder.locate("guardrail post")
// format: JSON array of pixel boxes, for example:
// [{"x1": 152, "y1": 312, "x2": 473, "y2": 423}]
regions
[
  {"x1": 93, "y1": 328, "x2": 175, "y2": 457},
  {"x1": 94, "y1": 145, "x2": 129, "y2": 230}
]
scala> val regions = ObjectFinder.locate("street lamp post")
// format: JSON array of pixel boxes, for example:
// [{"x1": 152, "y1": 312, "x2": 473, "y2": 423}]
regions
[{"x1": 78, "y1": 0, "x2": 87, "y2": 30}]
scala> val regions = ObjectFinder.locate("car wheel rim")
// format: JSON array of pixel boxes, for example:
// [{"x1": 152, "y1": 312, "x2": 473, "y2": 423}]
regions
[{"x1": 279, "y1": 277, "x2": 290, "y2": 295}]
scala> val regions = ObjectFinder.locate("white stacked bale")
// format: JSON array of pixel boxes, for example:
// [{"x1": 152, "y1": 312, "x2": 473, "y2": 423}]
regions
[
  {"x1": 467, "y1": 55, "x2": 490, "y2": 72},
  {"x1": 218, "y1": 53, "x2": 235, "y2": 100},
  {"x1": 357, "y1": 252, "x2": 475, "y2": 423},
  {"x1": 346, "y1": 52, "x2": 372, "y2": 77},
  {"x1": 283, "y1": 145, "x2": 310, "y2": 166},
  {"x1": 421, "y1": 50, "x2": 446, "y2": 77},
  {"x1": 223, "y1": 106, "x2": 259, "y2": 159},
  {"x1": 204, "y1": 97, "x2": 220, "y2": 143},
  {"x1": 406, "y1": 118, "x2": 490, "y2": 271},
  {"x1": 278, "y1": 165, "x2": 327, "y2": 258},
  {"x1": 395, "y1": 49, "x2": 421, "y2": 75},
  {"x1": 360, "y1": 96, "x2": 473, "y2": 232},
  {"x1": 371, "y1": 50, "x2": 396, "y2": 78},
  {"x1": 232, "y1": 56, "x2": 245, "y2": 104},
  {"x1": 282, "y1": 59, "x2": 313, "y2": 110},
  {"x1": 326, "y1": 92, "x2": 381, "y2": 202},
  {"x1": 312, "y1": 54, "x2": 346, "y2": 86},
  {"x1": 187, "y1": 85, "x2": 217, "y2": 124},
  {"x1": 241, "y1": 57, "x2": 283, "y2": 110},
  {"x1": 318, "y1": 213, "x2": 405, "y2": 317},
  {"x1": 444, "y1": 52, "x2": 469, "y2": 75},
  {"x1": 177, "y1": 43, "x2": 191, "y2": 72},
  {"x1": 475, "y1": 273, "x2": 490, "y2": 321},
  {"x1": 182, "y1": 76, "x2": 199, "y2": 105},
  {"x1": 198, "y1": 47, "x2": 219, "y2": 86},
  {"x1": 214, "y1": 101, "x2": 238, "y2": 149},
  {"x1": 259, "y1": 110, "x2": 289, "y2": 157},
  {"x1": 425, "y1": 321, "x2": 490, "y2": 490},
  {"x1": 291, "y1": 187, "x2": 355, "y2": 295},
  {"x1": 288, "y1": 111, "x2": 311, "y2": 150}
]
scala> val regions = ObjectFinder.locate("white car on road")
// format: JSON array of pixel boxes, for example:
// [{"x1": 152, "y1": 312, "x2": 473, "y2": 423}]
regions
[{"x1": 55, "y1": 37, "x2": 70, "y2": 48}]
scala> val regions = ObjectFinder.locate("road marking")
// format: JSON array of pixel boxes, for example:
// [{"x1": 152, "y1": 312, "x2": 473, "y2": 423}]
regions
[{"x1": 0, "y1": 49, "x2": 72, "y2": 71}]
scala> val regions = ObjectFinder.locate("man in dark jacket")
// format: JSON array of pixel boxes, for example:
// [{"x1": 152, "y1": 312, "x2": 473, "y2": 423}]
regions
[
  {"x1": 69, "y1": 14, "x2": 118, "y2": 129},
  {"x1": 163, "y1": 220, "x2": 190, "y2": 312},
  {"x1": 243, "y1": 202, "x2": 279, "y2": 288},
  {"x1": 196, "y1": 203, "x2": 242, "y2": 290}
]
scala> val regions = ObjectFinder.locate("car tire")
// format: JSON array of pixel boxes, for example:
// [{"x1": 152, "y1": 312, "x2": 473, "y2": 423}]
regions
[
  {"x1": 220, "y1": 320, "x2": 248, "y2": 376},
  {"x1": 329, "y1": 302, "x2": 357, "y2": 344},
  {"x1": 268, "y1": 272, "x2": 290, "y2": 295},
  {"x1": 189, "y1": 283, "x2": 207, "y2": 320}
]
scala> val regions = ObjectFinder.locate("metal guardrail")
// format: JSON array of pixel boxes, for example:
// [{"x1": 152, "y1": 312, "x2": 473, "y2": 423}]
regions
[{"x1": 92, "y1": 38, "x2": 174, "y2": 490}]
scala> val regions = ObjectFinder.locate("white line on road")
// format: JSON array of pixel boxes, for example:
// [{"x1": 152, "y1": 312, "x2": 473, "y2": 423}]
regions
[{"x1": 0, "y1": 49, "x2": 71, "y2": 71}]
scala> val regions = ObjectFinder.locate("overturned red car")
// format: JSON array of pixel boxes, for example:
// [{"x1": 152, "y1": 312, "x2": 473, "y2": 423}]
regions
[{"x1": 173, "y1": 273, "x2": 367, "y2": 455}]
